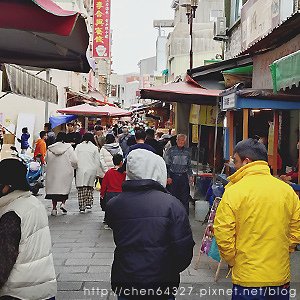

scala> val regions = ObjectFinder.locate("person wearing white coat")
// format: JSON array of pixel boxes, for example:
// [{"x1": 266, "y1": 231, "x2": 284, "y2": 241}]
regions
[
  {"x1": 0, "y1": 159, "x2": 57, "y2": 300},
  {"x1": 75, "y1": 133, "x2": 101, "y2": 213},
  {"x1": 45, "y1": 132, "x2": 78, "y2": 216},
  {"x1": 99, "y1": 134, "x2": 123, "y2": 179}
]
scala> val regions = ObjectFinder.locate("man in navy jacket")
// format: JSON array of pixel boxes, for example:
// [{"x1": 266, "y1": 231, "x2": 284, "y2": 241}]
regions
[{"x1": 106, "y1": 149, "x2": 195, "y2": 300}]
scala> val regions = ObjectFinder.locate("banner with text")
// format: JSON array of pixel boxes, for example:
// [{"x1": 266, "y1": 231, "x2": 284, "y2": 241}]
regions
[{"x1": 93, "y1": 0, "x2": 111, "y2": 58}]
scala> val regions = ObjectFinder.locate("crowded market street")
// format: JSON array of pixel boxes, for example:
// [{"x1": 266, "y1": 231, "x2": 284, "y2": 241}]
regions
[{"x1": 36, "y1": 185, "x2": 300, "y2": 300}]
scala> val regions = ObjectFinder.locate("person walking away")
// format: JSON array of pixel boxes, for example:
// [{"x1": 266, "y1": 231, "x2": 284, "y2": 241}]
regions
[
  {"x1": 45, "y1": 132, "x2": 78, "y2": 216},
  {"x1": 118, "y1": 126, "x2": 131, "y2": 157},
  {"x1": 127, "y1": 129, "x2": 156, "y2": 154},
  {"x1": 99, "y1": 134, "x2": 123, "y2": 179},
  {"x1": 34, "y1": 131, "x2": 47, "y2": 164},
  {"x1": 94, "y1": 125, "x2": 106, "y2": 150},
  {"x1": 100, "y1": 154, "x2": 126, "y2": 228},
  {"x1": 66, "y1": 122, "x2": 82, "y2": 149},
  {"x1": 75, "y1": 133, "x2": 101, "y2": 213},
  {"x1": 20, "y1": 127, "x2": 30, "y2": 154},
  {"x1": 44, "y1": 123, "x2": 56, "y2": 147},
  {"x1": 106, "y1": 149, "x2": 195, "y2": 300},
  {"x1": 214, "y1": 138, "x2": 300, "y2": 300},
  {"x1": 165, "y1": 134, "x2": 193, "y2": 215},
  {"x1": 0, "y1": 158, "x2": 57, "y2": 299},
  {"x1": 145, "y1": 128, "x2": 163, "y2": 156}
]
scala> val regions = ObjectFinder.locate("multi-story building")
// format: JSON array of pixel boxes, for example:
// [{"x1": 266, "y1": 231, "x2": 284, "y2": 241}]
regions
[
  {"x1": 109, "y1": 73, "x2": 140, "y2": 109},
  {"x1": 167, "y1": 0, "x2": 224, "y2": 79}
]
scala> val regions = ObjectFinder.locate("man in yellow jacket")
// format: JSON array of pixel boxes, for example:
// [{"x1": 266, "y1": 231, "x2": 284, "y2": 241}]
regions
[{"x1": 214, "y1": 138, "x2": 300, "y2": 300}]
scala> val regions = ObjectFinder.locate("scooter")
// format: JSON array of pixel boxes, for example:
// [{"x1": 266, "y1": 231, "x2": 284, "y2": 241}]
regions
[{"x1": 10, "y1": 146, "x2": 44, "y2": 195}]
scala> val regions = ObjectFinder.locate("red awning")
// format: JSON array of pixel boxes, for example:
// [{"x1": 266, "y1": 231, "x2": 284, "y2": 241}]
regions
[
  {"x1": 0, "y1": 0, "x2": 90, "y2": 72},
  {"x1": 57, "y1": 104, "x2": 131, "y2": 117},
  {"x1": 140, "y1": 81, "x2": 221, "y2": 105}
]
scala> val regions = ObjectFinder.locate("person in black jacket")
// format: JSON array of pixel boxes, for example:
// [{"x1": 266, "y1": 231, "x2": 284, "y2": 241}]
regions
[
  {"x1": 106, "y1": 149, "x2": 195, "y2": 300},
  {"x1": 145, "y1": 128, "x2": 163, "y2": 157}
]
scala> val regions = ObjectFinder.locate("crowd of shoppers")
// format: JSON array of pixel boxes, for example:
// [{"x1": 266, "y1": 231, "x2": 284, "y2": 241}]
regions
[{"x1": 3, "y1": 117, "x2": 300, "y2": 300}]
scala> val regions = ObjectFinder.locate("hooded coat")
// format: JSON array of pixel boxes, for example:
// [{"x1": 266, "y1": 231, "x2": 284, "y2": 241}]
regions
[
  {"x1": 0, "y1": 191, "x2": 57, "y2": 299},
  {"x1": 214, "y1": 161, "x2": 300, "y2": 287},
  {"x1": 45, "y1": 142, "x2": 78, "y2": 195},
  {"x1": 75, "y1": 141, "x2": 101, "y2": 187},
  {"x1": 99, "y1": 143, "x2": 123, "y2": 178},
  {"x1": 106, "y1": 149, "x2": 195, "y2": 298}
]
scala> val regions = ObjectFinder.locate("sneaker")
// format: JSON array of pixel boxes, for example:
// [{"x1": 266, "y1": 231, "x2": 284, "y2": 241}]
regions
[
  {"x1": 60, "y1": 204, "x2": 67, "y2": 214},
  {"x1": 104, "y1": 224, "x2": 111, "y2": 230},
  {"x1": 86, "y1": 205, "x2": 92, "y2": 210},
  {"x1": 79, "y1": 209, "x2": 85, "y2": 214},
  {"x1": 51, "y1": 209, "x2": 57, "y2": 216}
]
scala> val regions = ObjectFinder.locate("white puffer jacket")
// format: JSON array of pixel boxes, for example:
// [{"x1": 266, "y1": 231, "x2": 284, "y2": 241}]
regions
[
  {"x1": 75, "y1": 141, "x2": 101, "y2": 187},
  {"x1": 46, "y1": 142, "x2": 78, "y2": 195},
  {"x1": 0, "y1": 191, "x2": 57, "y2": 299},
  {"x1": 99, "y1": 143, "x2": 123, "y2": 178}
]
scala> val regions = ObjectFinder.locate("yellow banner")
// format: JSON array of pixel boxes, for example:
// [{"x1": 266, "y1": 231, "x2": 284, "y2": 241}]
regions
[
  {"x1": 189, "y1": 104, "x2": 200, "y2": 124},
  {"x1": 192, "y1": 125, "x2": 199, "y2": 143},
  {"x1": 189, "y1": 105, "x2": 222, "y2": 127}
]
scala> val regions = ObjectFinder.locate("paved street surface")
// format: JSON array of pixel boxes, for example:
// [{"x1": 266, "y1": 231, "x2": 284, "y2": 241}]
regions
[{"x1": 38, "y1": 185, "x2": 300, "y2": 299}]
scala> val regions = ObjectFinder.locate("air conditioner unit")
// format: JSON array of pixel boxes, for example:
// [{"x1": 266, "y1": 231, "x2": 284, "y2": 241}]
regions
[{"x1": 214, "y1": 17, "x2": 228, "y2": 41}]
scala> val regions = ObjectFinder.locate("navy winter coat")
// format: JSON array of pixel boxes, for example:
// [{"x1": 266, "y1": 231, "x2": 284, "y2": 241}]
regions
[{"x1": 106, "y1": 179, "x2": 195, "y2": 299}]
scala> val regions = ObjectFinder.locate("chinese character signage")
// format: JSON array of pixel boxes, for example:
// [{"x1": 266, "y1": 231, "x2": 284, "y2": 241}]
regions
[{"x1": 93, "y1": 0, "x2": 111, "y2": 58}]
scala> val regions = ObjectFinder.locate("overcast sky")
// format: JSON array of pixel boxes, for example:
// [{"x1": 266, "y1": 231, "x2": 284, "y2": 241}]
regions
[{"x1": 111, "y1": 0, "x2": 174, "y2": 75}]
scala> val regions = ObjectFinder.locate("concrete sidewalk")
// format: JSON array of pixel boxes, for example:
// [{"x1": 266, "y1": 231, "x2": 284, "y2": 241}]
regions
[{"x1": 39, "y1": 187, "x2": 300, "y2": 300}]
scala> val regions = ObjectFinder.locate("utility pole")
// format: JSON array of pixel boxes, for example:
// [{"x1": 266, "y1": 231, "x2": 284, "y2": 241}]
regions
[{"x1": 45, "y1": 69, "x2": 50, "y2": 123}]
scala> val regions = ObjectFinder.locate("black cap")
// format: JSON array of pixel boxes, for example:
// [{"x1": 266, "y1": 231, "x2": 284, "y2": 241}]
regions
[{"x1": 0, "y1": 159, "x2": 30, "y2": 191}]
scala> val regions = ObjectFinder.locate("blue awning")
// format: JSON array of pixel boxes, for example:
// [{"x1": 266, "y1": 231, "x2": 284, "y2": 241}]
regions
[
  {"x1": 221, "y1": 88, "x2": 300, "y2": 111},
  {"x1": 49, "y1": 115, "x2": 77, "y2": 128},
  {"x1": 236, "y1": 98, "x2": 300, "y2": 110}
]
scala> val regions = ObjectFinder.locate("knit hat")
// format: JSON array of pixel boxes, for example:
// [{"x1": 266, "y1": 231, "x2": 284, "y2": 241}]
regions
[
  {"x1": 0, "y1": 159, "x2": 30, "y2": 191},
  {"x1": 126, "y1": 149, "x2": 167, "y2": 187}
]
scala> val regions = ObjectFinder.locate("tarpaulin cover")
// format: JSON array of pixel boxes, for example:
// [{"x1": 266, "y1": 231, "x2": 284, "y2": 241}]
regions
[
  {"x1": 270, "y1": 50, "x2": 300, "y2": 92},
  {"x1": 49, "y1": 115, "x2": 77, "y2": 128}
]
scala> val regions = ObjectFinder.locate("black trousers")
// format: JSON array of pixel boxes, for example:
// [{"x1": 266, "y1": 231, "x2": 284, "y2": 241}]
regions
[{"x1": 169, "y1": 173, "x2": 190, "y2": 215}]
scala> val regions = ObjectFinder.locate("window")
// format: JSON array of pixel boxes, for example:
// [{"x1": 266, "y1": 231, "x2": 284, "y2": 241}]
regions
[{"x1": 230, "y1": 0, "x2": 248, "y2": 26}]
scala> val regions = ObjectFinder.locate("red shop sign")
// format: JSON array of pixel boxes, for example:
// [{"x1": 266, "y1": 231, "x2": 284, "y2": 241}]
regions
[{"x1": 93, "y1": 0, "x2": 111, "y2": 58}]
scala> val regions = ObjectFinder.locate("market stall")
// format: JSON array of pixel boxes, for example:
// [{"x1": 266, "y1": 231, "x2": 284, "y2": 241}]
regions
[{"x1": 221, "y1": 87, "x2": 300, "y2": 182}]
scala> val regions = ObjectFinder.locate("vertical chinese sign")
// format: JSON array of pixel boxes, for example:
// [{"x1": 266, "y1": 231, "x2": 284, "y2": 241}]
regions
[{"x1": 93, "y1": 0, "x2": 111, "y2": 58}]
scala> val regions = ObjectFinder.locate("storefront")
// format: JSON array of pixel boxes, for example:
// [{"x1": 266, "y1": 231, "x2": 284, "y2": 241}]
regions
[{"x1": 221, "y1": 87, "x2": 300, "y2": 180}]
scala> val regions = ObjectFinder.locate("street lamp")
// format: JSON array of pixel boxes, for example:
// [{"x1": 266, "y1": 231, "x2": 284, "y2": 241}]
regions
[{"x1": 180, "y1": 0, "x2": 199, "y2": 69}]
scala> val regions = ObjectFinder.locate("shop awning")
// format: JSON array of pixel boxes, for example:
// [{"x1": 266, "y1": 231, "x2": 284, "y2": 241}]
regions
[
  {"x1": 187, "y1": 55, "x2": 253, "y2": 82},
  {"x1": 0, "y1": 0, "x2": 90, "y2": 73},
  {"x1": 2, "y1": 63, "x2": 58, "y2": 104},
  {"x1": 57, "y1": 104, "x2": 131, "y2": 117},
  {"x1": 140, "y1": 81, "x2": 221, "y2": 105},
  {"x1": 270, "y1": 50, "x2": 300, "y2": 92}
]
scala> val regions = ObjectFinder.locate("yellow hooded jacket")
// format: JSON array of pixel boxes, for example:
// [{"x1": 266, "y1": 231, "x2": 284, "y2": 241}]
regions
[{"x1": 214, "y1": 161, "x2": 300, "y2": 287}]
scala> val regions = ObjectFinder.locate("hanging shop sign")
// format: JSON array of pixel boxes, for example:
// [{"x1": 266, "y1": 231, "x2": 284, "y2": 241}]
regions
[
  {"x1": 93, "y1": 0, "x2": 111, "y2": 58},
  {"x1": 222, "y1": 92, "x2": 236, "y2": 110}
]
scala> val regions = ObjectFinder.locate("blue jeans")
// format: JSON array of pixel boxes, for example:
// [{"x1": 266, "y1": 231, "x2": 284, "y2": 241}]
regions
[{"x1": 232, "y1": 284, "x2": 290, "y2": 300}]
